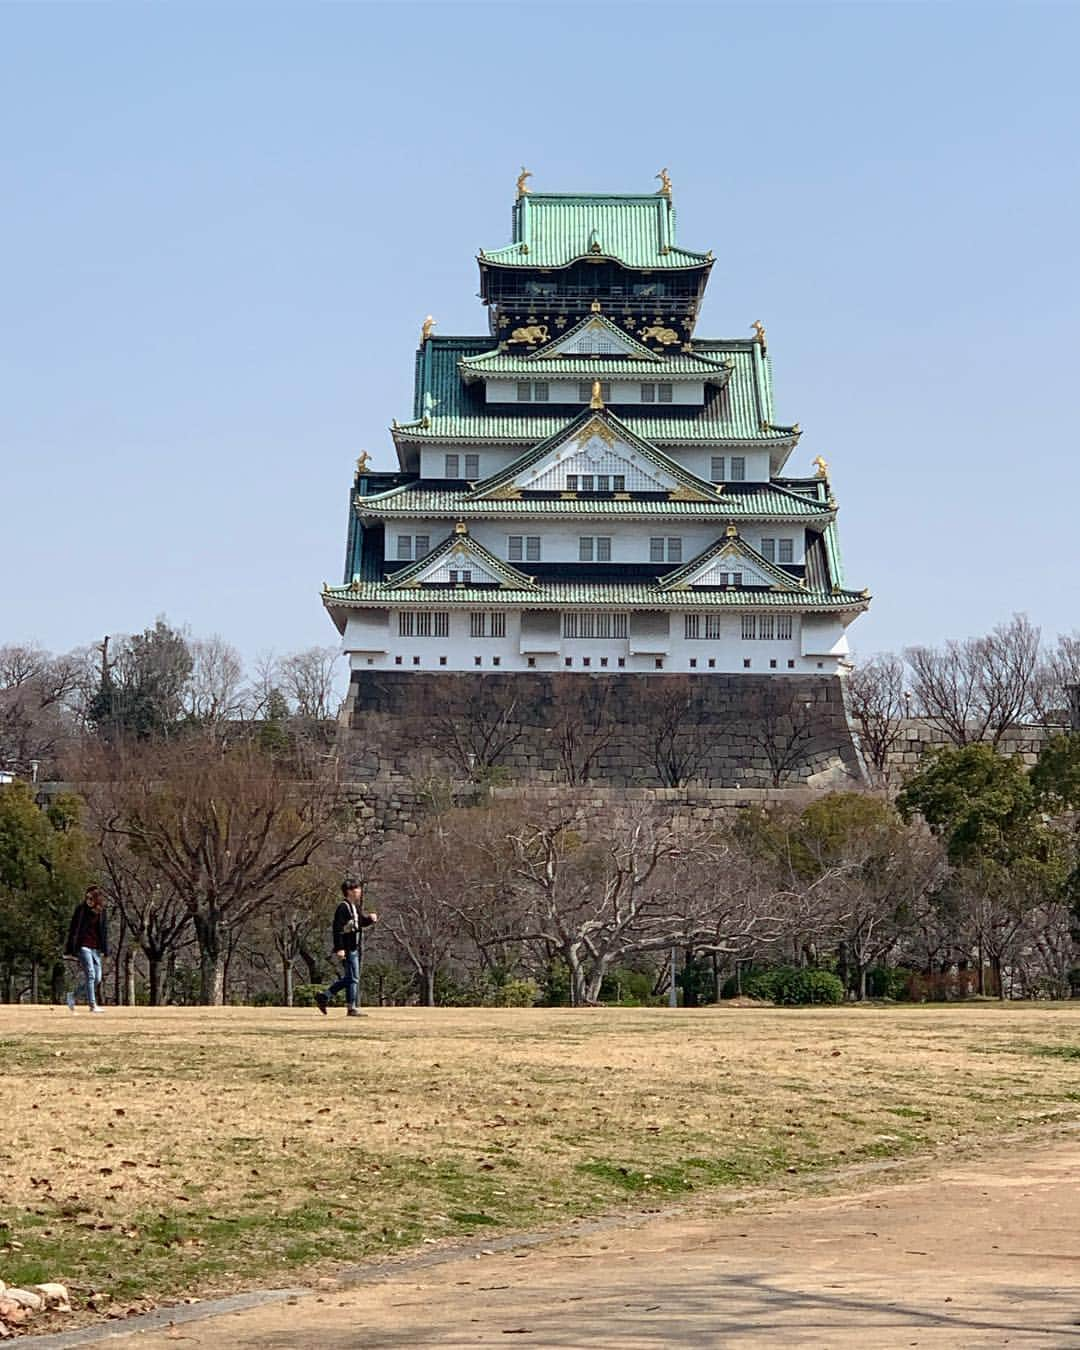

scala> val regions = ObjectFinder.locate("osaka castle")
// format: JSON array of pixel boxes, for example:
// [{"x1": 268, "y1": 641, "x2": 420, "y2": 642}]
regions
[{"x1": 323, "y1": 173, "x2": 869, "y2": 679}]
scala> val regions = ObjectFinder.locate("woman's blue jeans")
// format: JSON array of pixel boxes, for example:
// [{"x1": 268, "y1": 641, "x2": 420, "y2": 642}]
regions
[
  {"x1": 326, "y1": 950, "x2": 360, "y2": 1008},
  {"x1": 78, "y1": 946, "x2": 102, "y2": 1009}
]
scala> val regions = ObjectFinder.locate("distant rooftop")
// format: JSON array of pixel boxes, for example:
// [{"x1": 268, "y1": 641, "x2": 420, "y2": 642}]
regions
[{"x1": 480, "y1": 189, "x2": 713, "y2": 271}]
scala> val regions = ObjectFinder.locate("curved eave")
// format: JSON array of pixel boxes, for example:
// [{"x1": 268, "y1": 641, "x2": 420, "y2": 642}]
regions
[
  {"x1": 323, "y1": 585, "x2": 869, "y2": 618},
  {"x1": 390, "y1": 423, "x2": 799, "y2": 449},
  {"x1": 477, "y1": 251, "x2": 712, "y2": 274}
]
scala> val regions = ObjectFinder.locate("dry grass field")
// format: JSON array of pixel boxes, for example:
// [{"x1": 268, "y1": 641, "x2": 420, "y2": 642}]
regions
[{"x1": 2, "y1": 1003, "x2": 1078, "y2": 1325}]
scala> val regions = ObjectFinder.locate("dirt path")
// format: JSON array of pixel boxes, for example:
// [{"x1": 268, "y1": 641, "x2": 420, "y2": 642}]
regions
[{"x1": 40, "y1": 1131, "x2": 1080, "y2": 1348}]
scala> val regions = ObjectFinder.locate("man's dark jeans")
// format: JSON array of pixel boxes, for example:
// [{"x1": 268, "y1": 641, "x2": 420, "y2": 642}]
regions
[{"x1": 326, "y1": 950, "x2": 360, "y2": 1009}]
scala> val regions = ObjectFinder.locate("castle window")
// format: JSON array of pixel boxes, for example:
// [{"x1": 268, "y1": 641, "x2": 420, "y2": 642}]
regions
[
  {"x1": 413, "y1": 656, "x2": 421, "y2": 666},
  {"x1": 527, "y1": 656, "x2": 536, "y2": 668},
  {"x1": 787, "y1": 659, "x2": 795, "y2": 669},
  {"x1": 777, "y1": 616, "x2": 794, "y2": 640},
  {"x1": 618, "y1": 657, "x2": 625, "y2": 668},
  {"x1": 778, "y1": 538, "x2": 794, "y2": 564},
  {"x1": 705, "y1": 616, "x2": 724, "y2": 639},
  {"x1": 470, "y1": 612, "x2": 507, "y2": 638},
  {"x1": 445, "y1": 454, "x2": 460, "y2": 477},
  {"x1": 684, "y1": 615, "x2": 701, "y2": 640},
  {"x1": 657, "y1": 383, "x2": 673, "y2": 403},
  {"x1": 396, "y1": 534, "x2": 430, "y2": 561},
  {"x1": 579, "y1": 536, "x2": 612, "y2": 561},
  {"x1": 398, "y1": 611, "x2": 448, "y2": 638},
  {"x1": 613, "y1": 474, "x2": 625, "y2": 491},
  {"x1": 534, "y1": 382, "x2": 549, "y2": 402},
  {"x1": 583, "y1": 657, "x2": 591, "y2": 668},
  {"x1": 562, "y1": 612, "x2": 629, "y2": 639},
  {"x1": 448, "y1": 569, "x2": 472, "y2": 584},
  {"x1": 655, "y1": 658, "x2": 664, "y2": 670},
  {"x1": 464, "y1": 454, "x2": 480, "y2": 479},
  {"x1": 730, "y1": 456, "x2": 746, "y2": 481},
  {"x1": 718, "y1": 571, "x2": 743, "y2": 588},
  {"x1": 508, "y1": 535, "x2": 540, "y2": 562},
  {"x1": 640, "y1": 382, "x2": 656, "y2": 403},
  {"x1": 649, "y1": 537, "x2": 682, "y2": 563},
  {"x1": 689, "y1": 658, "x2": 697, "y2": 669},
  {"x1": 742, "y1": 614, "x2": 757, "y2": 640},
  {"x1": 759, "y1": 615, "x2": 775, "y2": 640},
  {"x1": 440, "y1": 656, "x2": 447, "y2": 666},
  {"x1": 566, "y1": 475, "x2": 578, "y2": 491},
  {"x1": 760, "y1": 538, "x2": 776, "y2": 563},
  {"x1": 711, "y1": 456, "x2": 725, "y2": 482},
  {"x1": 744, "y1": 658, "x2": 751, "y2": 668},
  {"x1": 577, "y1": 381, "x2": 611, "y2": 402},
  {"x1": 517, "y1": 381, "x2": 532, "y2": 401},
  {"x1": 579, "y1": 475, "x2": 594, "y2": 491}
]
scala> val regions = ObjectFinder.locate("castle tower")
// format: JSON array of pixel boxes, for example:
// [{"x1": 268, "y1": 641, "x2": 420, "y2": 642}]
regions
[{"x1": 324, "y1": 176, "x2": 868, "y2": 772}]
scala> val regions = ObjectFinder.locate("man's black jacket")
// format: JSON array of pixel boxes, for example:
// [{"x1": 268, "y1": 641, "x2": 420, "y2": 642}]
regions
[
  {"x1": 66, "y1": 903, "x2": 110, "y2": 958},
  {"x1": 332, "y1": 900, "x2": 375, "y2": 954}
]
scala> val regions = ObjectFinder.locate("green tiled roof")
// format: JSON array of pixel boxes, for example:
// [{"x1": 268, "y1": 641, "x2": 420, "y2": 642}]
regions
[
  {"x1": 400, "y1": 337, "x2": 793, "y2": 445},
  {"x1": 479, "y1": 193, "x2": 712, "y2": 271},
  {"x1": 355, "y1": 483, "x2": 833, "y2": 522},
  {"x1": 459, "y1": 351, "x2": 732, "y2": 382},
  {"x1": 324, "y1": 579, "x2": 868, "y2": 619},
  {"x1": 465, "y1": 407, "x2": 721, "y2": 502},
  {"x1": 657, "y1": 532, "x2": 804, "y2": 593}
]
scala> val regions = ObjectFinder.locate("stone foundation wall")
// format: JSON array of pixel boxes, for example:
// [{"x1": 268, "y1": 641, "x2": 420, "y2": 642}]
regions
[
  {"x1": 341, "y1": 670, "x2": 866, "y2": 790},
  {"x1": 880, "y1": 720, "x2": 1053, "y2": 782}
]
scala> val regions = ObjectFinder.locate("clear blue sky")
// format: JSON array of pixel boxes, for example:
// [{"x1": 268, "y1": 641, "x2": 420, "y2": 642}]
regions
[{"x1": 3, "y1": 2, "x2": 1077, "y2": 665}]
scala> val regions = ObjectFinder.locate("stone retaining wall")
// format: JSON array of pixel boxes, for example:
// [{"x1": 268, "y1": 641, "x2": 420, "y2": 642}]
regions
[{"x1": 341, "y1": 670, "x2": 866, "y2": 790}]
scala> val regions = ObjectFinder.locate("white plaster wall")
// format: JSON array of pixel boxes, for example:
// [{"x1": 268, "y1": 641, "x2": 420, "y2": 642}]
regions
[
  {"x1": 343, "y1": 610, "x2": 844, "y2": 676},
  {"x1": 485, "y1": 379, "x2": 702, "y2": 406},
  {"x1": 801, "y1": 616, "x2": 851, "y2": 658},
  {"x1": 670, "y1": 448, "x2": 772, "y2": 484}
]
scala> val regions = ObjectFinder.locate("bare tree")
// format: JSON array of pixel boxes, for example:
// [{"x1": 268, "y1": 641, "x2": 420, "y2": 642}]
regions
[
  {"x1": 0, "y1": 644, "x2": 80, "y2": 777},
  {"x1": 280, "y1": 647, "x2": 342, "y2": 722},
  {"x1": 429, "y1": 681, "x2": 524, "y2": 781},
  {"x1": 185, "y1": 636, "x2": 246, "y2": 727},
  {"x1": 749, "y1": 688, "x2": 815, "y2": 787},
  {"x1": 846, "y1": 653, "x2": 907, "y2": 783},
  {"x1": 1032, "y1": 632, "x2": 1080, "y2": 725},
  {"x1": 96, "y1": 734, "x2": 342, "y2": 1003},
  {"x1": 503, "y1": 802, "x2": 710, "y2": 1005},
  {"x1": 551, "y1": 679, "x2": 616, "y2": 784},
  {"x1": 644, "y1": 680, "x2": 710, "y2": 787},
  {"x1": 905, "y1": 613, "x2": 1041, "y2": 747}
]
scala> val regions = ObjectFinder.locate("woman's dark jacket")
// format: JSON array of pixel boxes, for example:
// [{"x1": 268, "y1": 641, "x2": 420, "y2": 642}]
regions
[{"x1": 66, "y1": 903, "x2": 110, "y2": 958}]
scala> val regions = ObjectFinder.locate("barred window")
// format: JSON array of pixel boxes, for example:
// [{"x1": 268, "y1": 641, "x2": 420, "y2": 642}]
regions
[
  {"x1": 742, "y1": 615, "x2": 756, "y2": 640},
  {"x1": 533, "y1": 382, "x2": 549, "y2": 403},
  {"x1": 760, "y1": 538, "x2": 776, "y2": 563},
  {"x1": 777, "y1": 616, "x2": 793, "y2": 640},
  {"x1": 711, "y1": 456, "x2": 725, "y2": 482},
  {"x1": 657, "y1": 382, "x2": 673, "y2": 403},
  {"x1": 730, "y1": 456, "x2": 746, "y2": 481},
  {"x1": 778, "y1": 538, "x2": 794, "y2": 564},
  {"x1": 577, "y1": 381, "x2": 611, "y2": 402},
  {"x1": 464, "y1": 455, "x2": 479, "y2": 479},
  {"x1": 641, "y1": 382, "x2": 656, "y2": 403},
  {"x1": 650, "y1": 537, "x2": 682, "y2": 563},
  {"x1": 684, "y1": 614, "x2": 701, "y2": 640},
  {"x1": 718, "y1": 571, "x2": 743, "y2": 588},
  {"x1": 613, "y1": 474, "x2": 626, "y2": 491},
  {"x1": 399, "y1": 611, "x2": 449, "y2": 638},
  {"x1": 517, "y1": 381, "x2": 532, "y2": 402},
  {"x1": 562, "y1": 612, "x2": 629, "y2": 639},
  {"x1": 705, "y1": 615, "x2": 724, "y2": 639},
  {"x1": 758, "y1": 614, "x2": 775, "y2": 640},
  {"x1": 469, "y1": 613, "x2": 507, "y2": 638},
  {"x1": 448, "y1": 569, "x2": 471, "y2": 585},
  {"x1": 444, "y1": 453, "x2": 460, "y2": 478}
]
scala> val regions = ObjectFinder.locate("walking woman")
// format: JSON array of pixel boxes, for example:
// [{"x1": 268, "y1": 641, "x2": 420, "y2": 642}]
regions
[{"x1": 65, "y1": 885, "x2": 109, "y2": 1013}]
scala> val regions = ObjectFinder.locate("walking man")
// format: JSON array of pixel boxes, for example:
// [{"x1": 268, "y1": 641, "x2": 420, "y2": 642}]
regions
[
  {"x1": 316, "y1": 878, "x2": 378, "y2": 1018},
  {"x1": 65, "y1": 885, "x2": 109, "y2": 1013}
]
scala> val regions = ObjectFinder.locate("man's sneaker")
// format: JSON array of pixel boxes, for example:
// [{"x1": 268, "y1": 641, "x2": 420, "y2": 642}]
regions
[
  {"x1": 90, "y1": 1006, "x2": 105, "y2": 1014},
  {"x1": 315, "y1": 993, "x2": 329, "y2": 1016},
  {"x1": 346, "y1": 1007, "x2": 362, "y2": 1017}
]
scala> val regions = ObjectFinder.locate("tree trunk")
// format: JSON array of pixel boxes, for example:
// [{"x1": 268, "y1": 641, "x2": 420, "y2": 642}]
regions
[
  {"x1": 124, "y1": 949, "x2": 136, "y2": 1006},
  {"x1": 148, "y1": 954, "x2": 163, "y2": 1006},
  {"x1": 193, "y1": 910, "x2": 225, "y2": 1006},
  {"x1": 423, "y1": 966, "x2": 435, "y2": 1007},
  {"x1": 282, "y1": 955, "x2": 294, "y2": 1008},
  {"x1": 30, "y1": 961, "x2": 39, "y2": 1004}
]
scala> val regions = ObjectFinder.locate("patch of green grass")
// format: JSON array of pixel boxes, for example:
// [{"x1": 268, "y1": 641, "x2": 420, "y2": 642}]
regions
[
  {"x1": 1029, "y1": 1044, "x2": 1080, "y2": 1061},
  {"x1": 448, "y1": 1211, "x2": 497, "y2": 1226}
]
